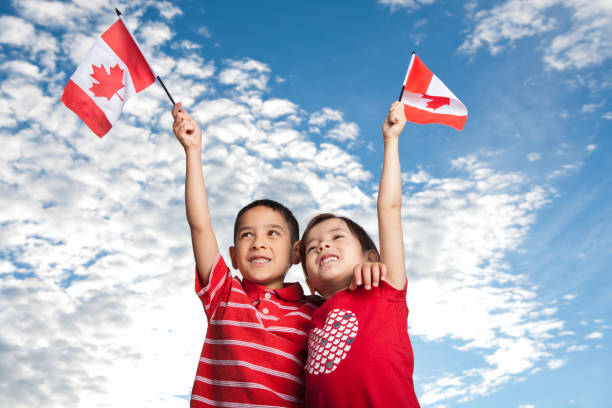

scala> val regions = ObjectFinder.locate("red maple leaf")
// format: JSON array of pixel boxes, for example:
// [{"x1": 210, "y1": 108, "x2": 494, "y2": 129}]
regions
[
  {"x1": 89, "y1": 63, "x2": 125, "y2": 101},
  {"x1": 421, "y1": 93, "x2": 450, "y2": 110}
]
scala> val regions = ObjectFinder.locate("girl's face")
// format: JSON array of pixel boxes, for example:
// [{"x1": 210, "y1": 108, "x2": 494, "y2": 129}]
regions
[{"x1": 303, "y1": 218, "x2": 375, "y2": 298}]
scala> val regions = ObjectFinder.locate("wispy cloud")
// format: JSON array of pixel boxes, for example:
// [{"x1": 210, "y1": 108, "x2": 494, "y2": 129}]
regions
[
  {"x1": 585, "y1": 331, "x2": 603, "y2": 339},
  {"x1": 377, "y1": 0, "x2": 437, "y2": 12},
  {"x1": 460, "y1": 0, "x2": 612, "y2": 71}
]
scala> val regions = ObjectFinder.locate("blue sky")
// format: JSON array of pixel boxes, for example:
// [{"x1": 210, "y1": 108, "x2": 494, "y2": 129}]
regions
[{"x1": 0, "y1": 0, "x2": 610, "y2": 407}]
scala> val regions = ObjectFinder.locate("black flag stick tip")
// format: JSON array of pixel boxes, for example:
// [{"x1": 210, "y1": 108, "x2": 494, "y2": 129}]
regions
[
  {"x1": 115, "y1": 8, "x2": 122, "y2": 16},
  {"x1": 157, "y1": 76, "x2": 176, "y2": 107},
  {"x1": 398, "y1": 51, "x2": 415, "y2": 101}
]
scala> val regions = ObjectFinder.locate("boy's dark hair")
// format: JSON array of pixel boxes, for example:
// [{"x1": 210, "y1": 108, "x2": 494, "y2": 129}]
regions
[
  {"x1": 299, "y1": 213, "x2": 380, "y2": 274},
  {"x1": 233, "y1": 199, "x2": 299, "y2": 245}
]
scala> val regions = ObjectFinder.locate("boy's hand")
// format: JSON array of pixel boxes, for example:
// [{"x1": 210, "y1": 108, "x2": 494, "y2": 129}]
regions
[
  {"x1": 349, "y1": 262, "x2": 388, "y2": 291},
  {"x1": 382, "y1": 101, "x2": 407, "y2": 141},
  {"x1": 172, "y1": 102, "x2": 202, "y2": 152}
]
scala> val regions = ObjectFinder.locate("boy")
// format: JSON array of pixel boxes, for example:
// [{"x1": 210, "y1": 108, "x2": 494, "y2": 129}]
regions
[{"x1": 172, "y1": 102, "x2": 321, "y2": 408}]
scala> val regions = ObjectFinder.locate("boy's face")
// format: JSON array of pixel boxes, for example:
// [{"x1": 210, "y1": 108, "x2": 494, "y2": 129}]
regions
[{"x1": 229, "y1": 206, "x2": 298, "y2": 289}]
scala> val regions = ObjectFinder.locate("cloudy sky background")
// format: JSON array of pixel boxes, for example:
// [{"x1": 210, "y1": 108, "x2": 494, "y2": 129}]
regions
[{"x1": 1, "y1": 0, "x2": 610, "y2": 407}]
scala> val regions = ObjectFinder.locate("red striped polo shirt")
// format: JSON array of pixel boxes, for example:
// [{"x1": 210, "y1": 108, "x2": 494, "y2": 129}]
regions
[{"x1": 191, "y1": 254, "x2": 322, "y2": 408}]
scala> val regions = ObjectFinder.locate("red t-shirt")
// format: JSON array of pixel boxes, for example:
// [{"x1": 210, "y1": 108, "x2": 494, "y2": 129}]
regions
[
  {"x1": 191, "y1": 255, "x2": 323, "y2": 407},
  {"x1": 305, "y1": 281, "x2": 420, "y2": 408}
]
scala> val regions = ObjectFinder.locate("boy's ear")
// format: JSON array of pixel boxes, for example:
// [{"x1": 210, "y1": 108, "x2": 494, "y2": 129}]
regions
[
  {"x1": 365, "y1": 249, "x2": 379, "y2": 262},
  {"x1": 229, "y1": 246, "x2": 238, "y2": 269},
  {"x1": 291, "y1": 241, "x2": 301, "y2": 265}
]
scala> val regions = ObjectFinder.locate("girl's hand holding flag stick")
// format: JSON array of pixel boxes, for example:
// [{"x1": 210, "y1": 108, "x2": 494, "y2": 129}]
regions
[{"x1": 398, "y1": 52, "x2": 468, "y2": 131}]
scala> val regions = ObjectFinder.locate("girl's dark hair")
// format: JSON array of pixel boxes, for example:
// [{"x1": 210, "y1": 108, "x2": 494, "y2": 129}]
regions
[
  {"x1": 299, "y1": 213, "x2": 379, "y2": 274},
  {"x1": 234, "y1": 199, "x2": 299, "y2": 245}
]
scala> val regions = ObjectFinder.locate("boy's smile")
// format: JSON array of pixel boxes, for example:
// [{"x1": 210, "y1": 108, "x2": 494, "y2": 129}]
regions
[{"x1": 230, "y1": 205, "x2": 296, "y2": 288}]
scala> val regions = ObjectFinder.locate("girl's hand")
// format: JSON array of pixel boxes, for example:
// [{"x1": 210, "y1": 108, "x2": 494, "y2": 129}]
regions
[
  {"x1": 172, "y1": 102, "x2": 202, "y2": 152},
  {"x1": 381, "y1": 101, "x2": 407, "y2": 142},
  {"x1": 349, "y1": 262, "x2": 388, "y2": 291}
]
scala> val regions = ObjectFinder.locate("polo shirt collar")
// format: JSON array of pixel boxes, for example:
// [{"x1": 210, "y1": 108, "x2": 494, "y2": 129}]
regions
[{"x1": 242, "y1": 279, "x2": 304, "y2": 302}]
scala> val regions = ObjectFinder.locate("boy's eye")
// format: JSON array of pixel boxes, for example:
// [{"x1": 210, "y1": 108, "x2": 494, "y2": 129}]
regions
[
  {"x1": 240, "y1": 232, "x2": 253, "y2": 239},
  {"x1": 268, "y1": 230, "x2": 280, "y2": 236}
]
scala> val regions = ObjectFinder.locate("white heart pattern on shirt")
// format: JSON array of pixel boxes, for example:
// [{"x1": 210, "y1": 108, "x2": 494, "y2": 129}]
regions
[{"x1": 306, "y1": 308, "x2": 358, "y2": 375}]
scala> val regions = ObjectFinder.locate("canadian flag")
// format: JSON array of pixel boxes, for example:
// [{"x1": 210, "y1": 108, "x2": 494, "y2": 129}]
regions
[
  {"x1": 61, "y1": 17, "x2": 155, "y2": 138},
  {"x1": 399, "y1": 53, "x2": 467, "y2": 131}
]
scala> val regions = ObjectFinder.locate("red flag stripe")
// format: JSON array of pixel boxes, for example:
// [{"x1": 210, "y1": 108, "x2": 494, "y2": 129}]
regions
[
  {"x1": 404, "y1": 55, "x2": 433, "y2": 94},
  {"x1": 101, "y1": 19, "x2": 154, "y2": 92},
  {"x1": 403, "y1": 104, "x2": 466, "y2": 132},
  {"x1": 61, "y1": 79, "x2": 112, "y2": 138}
]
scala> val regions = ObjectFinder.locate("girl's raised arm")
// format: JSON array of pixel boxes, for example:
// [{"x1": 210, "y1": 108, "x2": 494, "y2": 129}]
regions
[{"x1": 378, "y1": 101, "x2": 407, "y2": 289}]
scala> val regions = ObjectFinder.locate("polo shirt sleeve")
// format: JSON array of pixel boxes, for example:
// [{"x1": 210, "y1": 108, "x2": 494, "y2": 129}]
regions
[{"x1": 194, "y1": 254, "x2": 233, "y2": 320}]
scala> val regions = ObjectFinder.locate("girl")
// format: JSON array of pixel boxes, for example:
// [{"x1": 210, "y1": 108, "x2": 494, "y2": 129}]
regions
[{"x1": 299, "y1": 102, "x2": 420, "y2": 407}]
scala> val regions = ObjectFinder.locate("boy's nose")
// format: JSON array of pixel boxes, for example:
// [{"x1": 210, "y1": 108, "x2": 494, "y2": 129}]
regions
[
  {"x1": 318, "y1": 242, "x2": 331, "y2": 252},
  {"x1": 252, "y1": 240, "x2": 267, "y2": 250}
]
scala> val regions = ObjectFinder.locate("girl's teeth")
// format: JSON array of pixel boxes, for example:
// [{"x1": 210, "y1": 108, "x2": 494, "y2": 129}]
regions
[
  {"x1": 252, "y1": 258, "x2": 269, "y2": 264},
  {"x1": 321, "y1": 256, "x2": 338, "y2": 265}
]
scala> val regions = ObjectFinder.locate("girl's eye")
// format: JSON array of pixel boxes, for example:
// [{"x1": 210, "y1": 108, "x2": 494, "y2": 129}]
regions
[
  {"x1": 306, "y1": 246, "x2": 316, "y2": 253},
  {"x1": 333, "y1": 234, "x2": 344, "y2": 240}
]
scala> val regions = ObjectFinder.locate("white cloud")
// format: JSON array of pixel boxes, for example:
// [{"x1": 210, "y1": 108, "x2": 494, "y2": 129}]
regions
[
  {"x1": 378, "y1": 0, "x2": 437, "y2": 11},
  {"x1": 259, "y1": 98, "x2": 298, "y2": 118},
  {"x1": 218, "y1": 58, "x2": 271, "y2": 91},
  {"x1": 547, "y1": 162, "x2": 582, "y2": 180},
  {"x1": 547, "y1": 358, "x2": 566, "y2": 369},
  {"x1": 309, "y1": 107, "x2": 344, "y2": 127},
  {"x1": 527, "y1": 152, "x2": 541, "y2": 162},
  {"x1": 580, "y1": 101, "x2": 605, "y2": 113},
  {"x1": 459, "y1": 0, "x2": 558, "y2": 56},
  {"x1": 586, "y1": 144, "x2": 597, "y2": 152},
  {"x1": 152, "y1": 1, "x2": 183, "y2": 20},
  {"x1": 585, "y1": 331, "x2": 603, "y2": 339},
  {"x1": 461, "y1": 0, "x2": 612, "y2": 71},
  {"x1": 327, "y1": 122, "x2": 360, "y2": 142},
  {"x1": 138, "y1": 21, "x2": 173, "y2": 48},
  {"x1": 566, "y1": 344, "x2": 588, "y2": 352},
  {"x1": 519, "y1": 404, "x2": 536, "y2": 408},
  {"x1": 603, "y1": 112, "x2": 612, "y2": 120},
  {"x1": 198, "y1": 26, "x2": 212, "y2": 38}
]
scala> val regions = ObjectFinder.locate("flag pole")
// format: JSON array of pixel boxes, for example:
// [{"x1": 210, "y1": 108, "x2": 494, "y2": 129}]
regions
[
  {"x1": 115, "y1": 8, "x2": 177, "y2": 107},
  {"x1": 398, "y1": 51, "x2": 416, "y2": 101}
]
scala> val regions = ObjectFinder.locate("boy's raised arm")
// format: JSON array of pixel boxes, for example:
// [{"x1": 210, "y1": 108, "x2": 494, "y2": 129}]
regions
[
  {"x1": 378, "y1": 101, "x2": 408, "y2": 290},
  {"x1": 172, "y1": 102, "x2": 219, "y2": 286}
]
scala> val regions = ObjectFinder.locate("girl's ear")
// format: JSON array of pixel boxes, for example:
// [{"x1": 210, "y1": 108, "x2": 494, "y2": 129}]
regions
[
  {"x1": 292, "y1": 241, "x2": 301, "y2": 265},
  {"x1": 365, "y1": 249, "x2": 379, "y2": 262},
  {"x1": 229, "y1": 246, "x2": 238, "y2": 269}
]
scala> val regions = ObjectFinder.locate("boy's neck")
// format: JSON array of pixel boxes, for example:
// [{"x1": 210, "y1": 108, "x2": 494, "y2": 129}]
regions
[{"x1": 242, "y1": 277, "x2": 285, "y2": 290}]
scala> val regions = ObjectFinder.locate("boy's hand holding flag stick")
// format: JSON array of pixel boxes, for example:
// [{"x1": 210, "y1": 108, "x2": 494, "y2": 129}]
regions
[
  {"x1": 398, "y1": 52, "x2": 468, "y2": 131},
  {"x1": 61, "y1": 8, "x2": 176, "y2": 138}
]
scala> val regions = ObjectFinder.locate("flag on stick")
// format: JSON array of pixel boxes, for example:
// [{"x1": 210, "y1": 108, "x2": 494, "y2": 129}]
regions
[
  {"x1": 399, "y1": 53, "x2": 467, "y2": 131},
  {"x1": 61, "y1": 14, "x2": 155, "y2": 138}
]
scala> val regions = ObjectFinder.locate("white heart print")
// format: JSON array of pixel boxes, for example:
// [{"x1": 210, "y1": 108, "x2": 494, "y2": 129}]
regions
[{"x1": 306, "y1": 308, "x2": 358, "y2": 375}]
